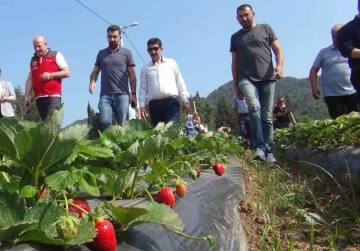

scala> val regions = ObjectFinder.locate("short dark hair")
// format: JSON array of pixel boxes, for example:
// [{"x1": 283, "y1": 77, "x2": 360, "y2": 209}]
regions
[
  {"x1": 107, "y1": 25, "x2": 122, "y2": 35},
  {"x1": 237, "y1": 4, "x2": 253, "y2": 12},
  {"x1": 147, "y1": 38, "x2": 162, "y2": 48}
]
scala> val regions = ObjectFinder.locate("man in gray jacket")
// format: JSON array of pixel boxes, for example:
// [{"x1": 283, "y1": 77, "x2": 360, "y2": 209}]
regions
[{"x1": 0, "y1": 68, "x2": 16, "y2": 119}]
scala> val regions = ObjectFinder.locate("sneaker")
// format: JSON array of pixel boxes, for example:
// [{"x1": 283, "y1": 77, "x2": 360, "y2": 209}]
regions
[
  {"x1": 253, "y1": 148, "x2": 266, "y2": 161},
  {"x1": 266, "y1": 153, "x2": 276, "y2": 163}
]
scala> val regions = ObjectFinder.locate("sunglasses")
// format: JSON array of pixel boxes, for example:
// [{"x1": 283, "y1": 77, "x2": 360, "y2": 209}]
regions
[
  {"x1": 279, "y1": 100, "x2": 285, "y2": 102},
  {"x1": 147, "y1": 47, "x2": 160, "y2": 52}
]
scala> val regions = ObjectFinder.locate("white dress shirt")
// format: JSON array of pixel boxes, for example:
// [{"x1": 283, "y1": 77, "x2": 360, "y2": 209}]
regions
[{"x1": 139, "y1": 57, "x2": 189, "y2": 107}]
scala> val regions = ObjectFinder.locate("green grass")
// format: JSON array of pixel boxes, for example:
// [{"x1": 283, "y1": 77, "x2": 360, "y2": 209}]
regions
[{"x1": 241, "y1": 149, "x2": 360, "y2": 250}]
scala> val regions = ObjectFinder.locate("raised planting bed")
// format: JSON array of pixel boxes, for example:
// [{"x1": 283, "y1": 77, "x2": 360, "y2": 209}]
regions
[{"x1": 0, "y1": 158, "x2": 247, "y2": 251}]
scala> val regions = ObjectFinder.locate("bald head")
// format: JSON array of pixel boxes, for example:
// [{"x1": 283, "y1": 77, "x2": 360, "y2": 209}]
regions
[
  {"x1": 331, "y1": 24, "x2": 343, "y2": 48},
  {"x1": 33, "y1": 36, "x2": 48, "y2": 57}
]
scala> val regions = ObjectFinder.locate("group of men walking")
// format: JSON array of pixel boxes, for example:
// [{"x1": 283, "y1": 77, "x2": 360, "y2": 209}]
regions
[{"x1": 1, "y1": 2, "x2": 360, "y2": 164}]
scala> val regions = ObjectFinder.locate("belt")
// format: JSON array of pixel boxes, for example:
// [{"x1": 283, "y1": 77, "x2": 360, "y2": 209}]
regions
[
  {"x1": 150, "y1": 95, "x2": 178, "y2": 102},
  {"x1": 238, "y1": 113, "x2": 249, "y2": 116}
]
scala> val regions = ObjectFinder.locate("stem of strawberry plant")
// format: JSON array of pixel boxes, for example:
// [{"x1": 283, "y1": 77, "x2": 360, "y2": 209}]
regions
[
  {"x1": 135, "y1": 183, "x2": 154, "y2": 202},
  {"x1": 130, "y1": 163, "x2": 143, "y2": 199},
  {"x1": 62, "y1": 191, "x2": 69, "y2": 216},
  {"x1": 164, "y1": 225, "x2": 216, "y2": 247}
]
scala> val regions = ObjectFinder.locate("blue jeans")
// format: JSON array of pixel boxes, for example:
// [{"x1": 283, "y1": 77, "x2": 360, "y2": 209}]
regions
[
  {"x1": 148, "y1": 96, "x2": 180, "y2": 127},
  {"x1": 238, "y1": 78, "x2": 275, "y2": 153},
  {"x1": 98, "y1": 93, "x2": 129, "y2": 130}
]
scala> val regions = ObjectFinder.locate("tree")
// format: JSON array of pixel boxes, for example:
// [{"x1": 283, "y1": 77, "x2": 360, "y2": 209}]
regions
[
  {"x1": 214, "y1": 93, "x2": 235, "y2": 130},
  {"x1": 87, "y1": 102, "x2": 101, "y2": 139},
  {"x1": 12, "y1": 85, "x2": 41, "y2": 122}
]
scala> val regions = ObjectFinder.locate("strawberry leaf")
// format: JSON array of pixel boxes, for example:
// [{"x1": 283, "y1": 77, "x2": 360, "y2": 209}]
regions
[
  {"x1": 19, "y1": 185, "x2": 36, "y2": 198},
  {"x1": 0, "y1": 222, "x2": 36, "y2": 241},
  {"x1": 72, "y1": 218, "x2": 96, "y2": 244},
  {"x1": 78, "y1": 171, "x2": 99, "y2": 196},
  {"x1": 104, "y1": 202, "x2": 149, "y2": 227},
  {"x1": 18, "y1": 229, "x2": 68, "y2": 246},
  {"x1": 78, "y1": 144, "x2": 114, "y2": 158},
  {"x1": 105, "y1": 202, "x2": 183, "y2": 231},
  {"x1": 45, "y1": 171, "x2": 78, "y2": 191}
]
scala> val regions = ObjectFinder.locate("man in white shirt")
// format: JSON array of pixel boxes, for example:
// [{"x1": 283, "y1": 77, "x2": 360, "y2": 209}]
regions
[
  {"x1": 139, "y1": 38, "x2": 190, "y2": 126},
  {"x1": 233, "y1": 94, "x2": 253, "y2": 149}
]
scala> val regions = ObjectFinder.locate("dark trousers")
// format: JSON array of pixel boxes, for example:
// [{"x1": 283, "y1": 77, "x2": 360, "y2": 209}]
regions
[
  {"x1": 36, "y1": 97, "x2": 61, "y2": 121},
  {"x1": 148, "y1": 96, "x2": 180, "y2": 127},
  {"x1": 351, "y1": 68, "x2": 360, "y2": 102},
  {"x1": 238, "y1": 114, "x2": 254, "y2": 149},
  {"x1": 324, "y1": 93, "x2": 360, "y2": 119}
]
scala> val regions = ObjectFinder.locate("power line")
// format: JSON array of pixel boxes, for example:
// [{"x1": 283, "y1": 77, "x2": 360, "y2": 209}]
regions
[{"x1": 75, "y1": 0, "x2": 146, "y2": 64}]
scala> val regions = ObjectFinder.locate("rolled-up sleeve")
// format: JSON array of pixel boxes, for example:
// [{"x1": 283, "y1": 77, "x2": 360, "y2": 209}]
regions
[
  {"x1": 337, "y1": 25, "x2": 354, "y2": 58},
  {"x1": 173, "y1": 60, "x2": 189, "y2": 103}
]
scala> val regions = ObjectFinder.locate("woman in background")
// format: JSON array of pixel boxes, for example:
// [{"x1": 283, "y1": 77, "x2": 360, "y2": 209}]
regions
[
  {"x1": 0, "y1": 68, "x2": 16, "y2": 119},
  {"x1": 273, "y1": 97, "x2": 293, "y2": 129}
]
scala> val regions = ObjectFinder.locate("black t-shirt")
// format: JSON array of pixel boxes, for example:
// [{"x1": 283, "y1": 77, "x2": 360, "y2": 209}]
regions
[{"x1": 273, "y1": 106, "x2": 288, "y2": 123}]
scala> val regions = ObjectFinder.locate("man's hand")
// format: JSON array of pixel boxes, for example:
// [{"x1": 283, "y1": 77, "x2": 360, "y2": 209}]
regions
[
  {"x1": 0, "y1": 98, "x2": 4, "y2": 103},
  {"x1": 235, "y1": 87, "x2": 243, "y2": 98},
  {"x1": 129, "y1": 95, "x2": 137, "y2": 108},
  {"x1": 140, "y1": 107, "x2": 148, "y2": 120},
  {"x1": 23, "y1": 96, "x2": 31, "y2": 108},
  {"x1": 40, "y1": 72, "x2": 52, "y2": 81},
  {"x1": 89, "y1": 82, "x2": 96, "y2": 94},
  {"x1": 274, "y1": 66, "x2": 283, "y2": 79},
  {"x1": 182, "y1": 102, "x2": 190, "y2": 113},
  {"x1": 312, "y1": 87, "x2": 321, "y2": 99}
]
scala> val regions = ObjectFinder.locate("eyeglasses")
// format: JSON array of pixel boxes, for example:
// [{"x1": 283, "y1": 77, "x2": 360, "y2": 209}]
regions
[
  {"x1": 147, "y1": 47, "x2": 160, "y2": 52},
  {"x1": 279, "y1": 100, "x2": 285, "y2": 102}
]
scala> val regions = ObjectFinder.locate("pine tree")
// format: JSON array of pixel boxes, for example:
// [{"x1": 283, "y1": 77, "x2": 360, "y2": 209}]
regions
[
  {"x1": 12, "y1": 85, "x2": 41, "y2": 122},
  {"x1": 214, "y1": 93, "x2": 235, "y2": 130}
]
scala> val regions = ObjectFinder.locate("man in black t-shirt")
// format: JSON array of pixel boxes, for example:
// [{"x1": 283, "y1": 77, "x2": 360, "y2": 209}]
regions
[{"x1": 230, "y1": 4, "x2": 284, "y2": 163}]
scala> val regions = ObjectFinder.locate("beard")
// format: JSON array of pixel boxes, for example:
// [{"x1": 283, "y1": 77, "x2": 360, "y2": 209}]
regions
[
  {"x1": 241, "y1": 20, "x2": 253, "y2": 29},
  {"x1": 109, "y1": 41, "x2": 119, "y2": 49}
]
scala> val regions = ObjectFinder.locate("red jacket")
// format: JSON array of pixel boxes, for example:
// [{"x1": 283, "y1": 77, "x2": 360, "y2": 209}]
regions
[{"x1": 30, "y1": 49, "x2": 62, "y2": 97}]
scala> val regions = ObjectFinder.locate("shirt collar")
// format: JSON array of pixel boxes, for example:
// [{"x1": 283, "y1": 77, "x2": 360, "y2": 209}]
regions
[
  {"x1": 33, "y1": 48, "x2": 51, "y2": 58},
  {"x1": 152, "y1": 56, "x2": 166, "y2": 65},
  {"x1": 107, "y1": 46, "x2": 120, "y2": 53}
]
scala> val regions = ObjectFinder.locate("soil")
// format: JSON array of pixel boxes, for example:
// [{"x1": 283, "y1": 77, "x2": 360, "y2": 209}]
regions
[{"x1": 238, "y1": 158, "x2": 360, "y2": 251}]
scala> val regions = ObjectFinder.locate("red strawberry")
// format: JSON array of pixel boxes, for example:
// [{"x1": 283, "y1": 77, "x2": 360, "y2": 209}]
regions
[
  {"x1": 91, "y1": 217, "x2": 117, "y2": 251},
  {"x1": 195, "y1": 168, "x2": 201, "y2": 178},
  {"x1": 213, "y1": 162, "x2": 225, "y2": 176},
  {"x1": 157, "y1": 187, "x2": 175, "y2": 208},
  {"x1": 68, "y1": 198, "x2": 90, "y2": 218},
  {"x1": 175, "y1": 182, "x2": 187, "y2": 198}
]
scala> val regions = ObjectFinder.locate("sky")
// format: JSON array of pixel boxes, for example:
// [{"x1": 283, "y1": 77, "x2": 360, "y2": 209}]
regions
[{"x1": 0, "y1": 0, "x2": 358, "y2": 126}]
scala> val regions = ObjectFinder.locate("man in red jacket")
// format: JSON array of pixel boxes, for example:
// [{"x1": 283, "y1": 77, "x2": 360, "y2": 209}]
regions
[{"x1": 23, "y1": 36, "x2": 70, "y2": 121}]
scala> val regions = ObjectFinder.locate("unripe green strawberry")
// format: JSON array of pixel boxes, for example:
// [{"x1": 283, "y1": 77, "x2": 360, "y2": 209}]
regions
[
  {"x1": 55, "y1": 215, "x2": 79, "y2": 242},
  {"x1": 190, "y1": 170, "x2": 198, "y2": 180}
]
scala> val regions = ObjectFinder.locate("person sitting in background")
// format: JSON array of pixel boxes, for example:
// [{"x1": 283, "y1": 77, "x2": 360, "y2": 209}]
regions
[
  {"x1": 309, "y1": 24, "x2": 359, "y2": 119},
  {"x1": 0, "y1": 68, "x2": 16, "y2": 119},
  {"x1": 192, "y1": 111, "x2": 201, "y2": 132},
  {"x1": 273, "y1": 97, "x2": 293, "y2": 129},
  {"x1": 185, "y1": 114, "x2": 196, "y2": 136}
]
